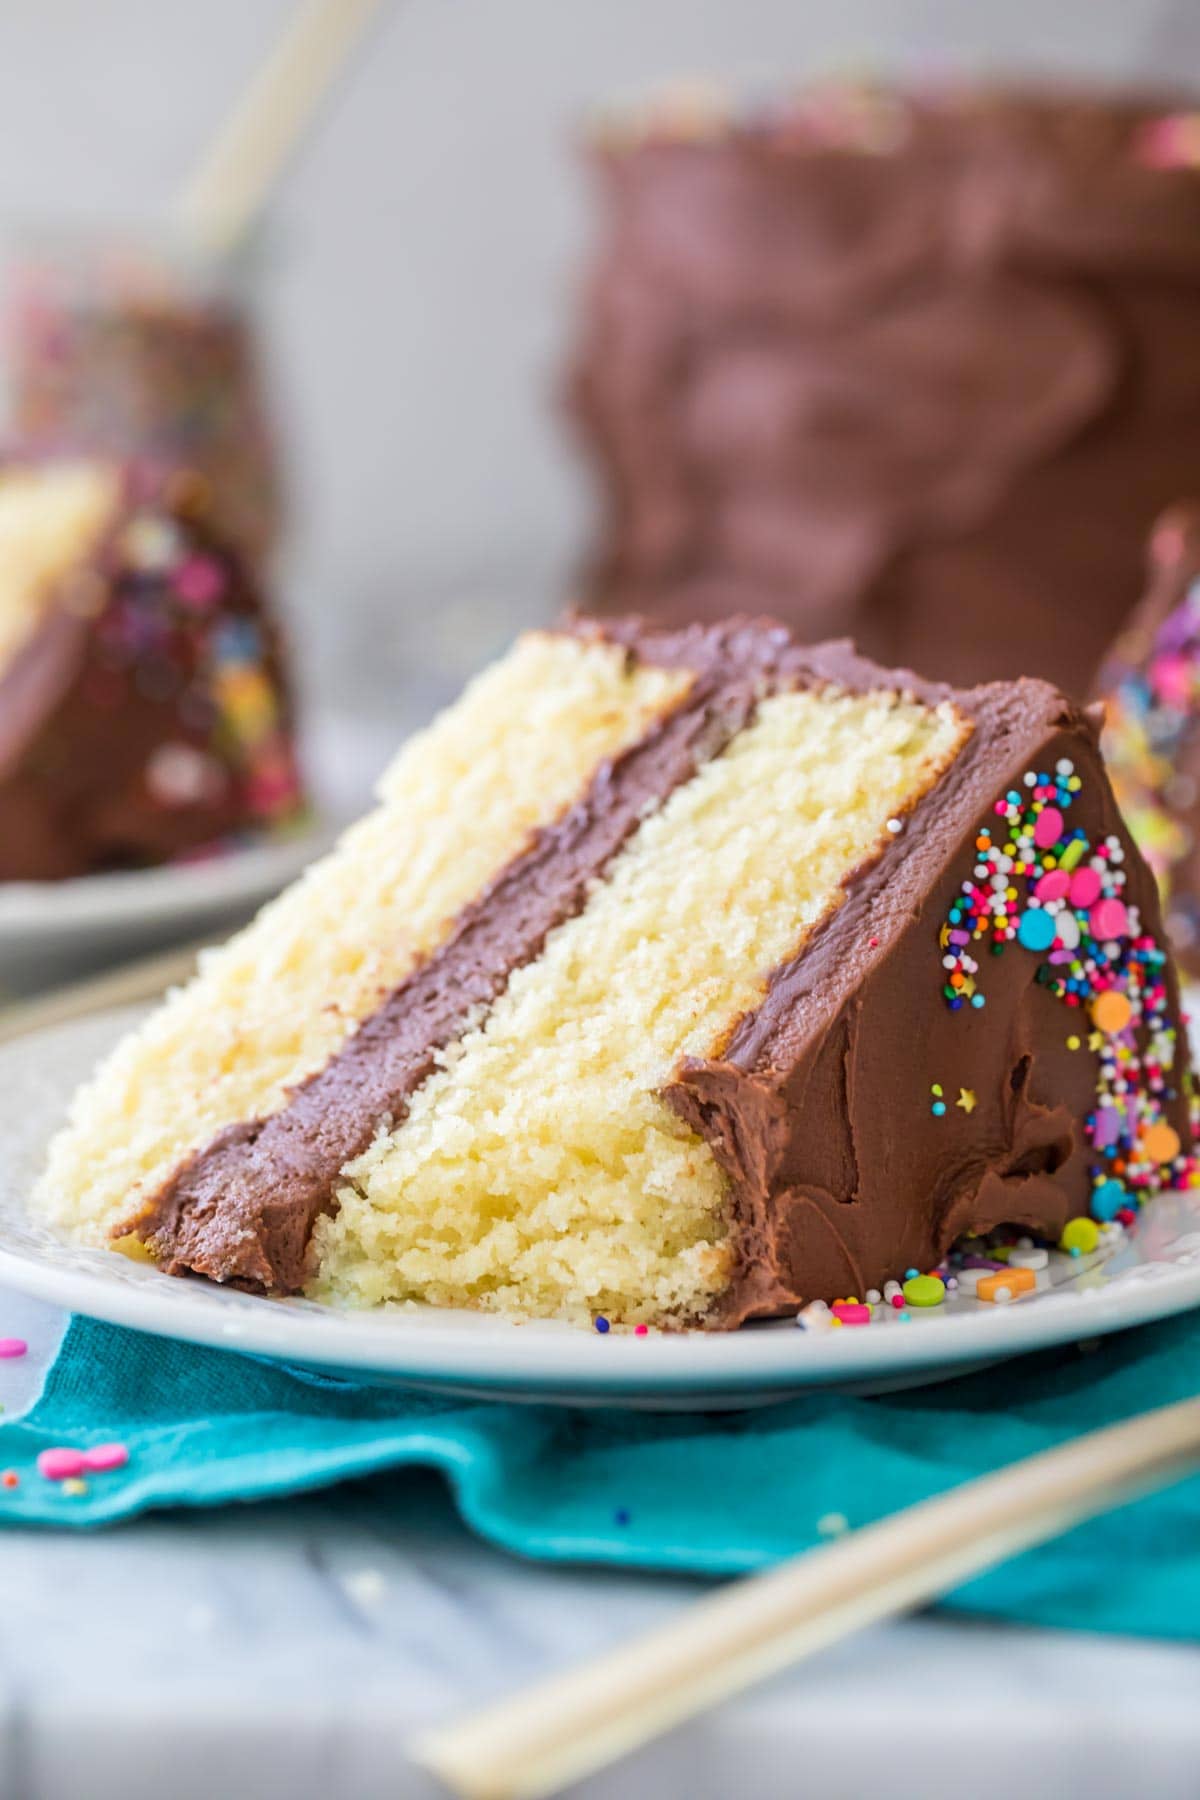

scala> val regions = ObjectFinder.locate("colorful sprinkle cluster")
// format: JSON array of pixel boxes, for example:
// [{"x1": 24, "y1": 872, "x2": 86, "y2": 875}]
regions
[
  {"x1": 938, "y1": 758, "x2": 1194, "y2": 1223},
  {"x1": 795, "y1": 1220, "x2": 1126, "y2": 1330},
  {"x1": 1100, "y1": 572, "x2": 1200, "y2": 958},
  {"x1": 80, "y1": 482, "x2": 305, "y2": 847}
]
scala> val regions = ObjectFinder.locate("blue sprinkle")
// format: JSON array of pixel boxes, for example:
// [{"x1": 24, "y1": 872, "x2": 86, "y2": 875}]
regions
[
  {"x1": 594, "y1": 1316, "x2": 610, "y2": 1334},
  {"x1": 931, "y1": 1101, "x2": 947, "y2": 1117},
  {"x1": 1017, "y1": 908, "x2": 1056, "y2": 953},
  {"x1": 970, "y1": 994, "x2": 985, "y2": 1009},
  {"x1": 614, "y1": 1507, "x2": 631, "y2": 1527},
  {"x1": 1092, "y1": 1179, "x2": 1125, "y2": 1221}
]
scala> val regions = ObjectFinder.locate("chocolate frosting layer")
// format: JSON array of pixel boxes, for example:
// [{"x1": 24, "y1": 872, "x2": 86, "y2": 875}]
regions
[
  {"x1": 1097, "y1": 504, "x2": 1200, "y2": 978},
  {"x1": 0, "y1": 462, "x2": 304, "y2": 880},
  {"x1": 568, "y1": 83, "x2": 1200, "y2": 690},
  {"x1": 124, "y1": 617, "x2": 1193, "y2": 1323}
]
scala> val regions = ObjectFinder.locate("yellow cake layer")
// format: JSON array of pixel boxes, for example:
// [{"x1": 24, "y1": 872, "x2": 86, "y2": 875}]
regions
[
  {"x1": 36, "y1": 632, "x2": 692, "y2": 1244},
  {"x1": 314, "y1": 687, "x2": 969, "y2": 1325},
  {"x1": 0, "y1": 462, "x2": 120, "y2": 668}
]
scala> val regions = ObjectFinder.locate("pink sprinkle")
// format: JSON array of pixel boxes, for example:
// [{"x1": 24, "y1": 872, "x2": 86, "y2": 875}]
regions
[
  {"x1": 633, "y1": 1324, "x2": 648, "y2": 1337},
  {"x1": 890, "y1": 1294, "x2": 906, "y2": 1309},
  {"x1": 831, "y1": 1302, "x2": 872, "y2": 1326},
  {"x1": 82, "y1": 1442, "x2": 129, "y2": 1474},
  {"x1": 1090, "y1": 898, "x2": 1129, "y2": 941},
  {"x1": 172, "y1": 555, "x2": 226, "y2": 608},
  {"x1": 1033, "y1": 807, "x2": 1064, "y2": 849},
  {"x1": 1034, "y1": 870, "x2": 1070, "y2": 903},
  {"x1": 1069, "y1": 867, "x2": 1101, "y2": 909},
  {"x1": 37, "y1": 1448, "x2": 87, "y2": 1481},
  {"x1": 0, "y1": 1339, "x2": 27, "y2": 1359},
  {"x1": 1153, "y1": 653, "x2": 1192, "y2": 708}
]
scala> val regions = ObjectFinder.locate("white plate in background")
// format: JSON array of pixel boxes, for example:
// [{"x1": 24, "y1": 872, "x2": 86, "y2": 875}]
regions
[
  {"x1": 3, "y1": 1006, "x2": 1199, "y2": 1410},
  {"x1": 0, "y1": 828, "x2": 332, "y2": 991}
]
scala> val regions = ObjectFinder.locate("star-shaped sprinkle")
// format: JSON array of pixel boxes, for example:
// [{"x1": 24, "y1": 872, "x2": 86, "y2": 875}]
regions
[
  {"x1": 956, "y1": 1088, "x2": 977, "y2": 1114},
  {"x1": 1088, "y1": 1031, "x2": 1104, "y2": 1053}
]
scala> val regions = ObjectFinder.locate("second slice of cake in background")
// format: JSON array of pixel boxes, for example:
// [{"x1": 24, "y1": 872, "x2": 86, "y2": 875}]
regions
[
  {"x1": 34, "y1": 618, "x2": 1195, "y2": 1326},
  {"x1": 0, "y1": 458, "x2": 305, "y2": 880}
]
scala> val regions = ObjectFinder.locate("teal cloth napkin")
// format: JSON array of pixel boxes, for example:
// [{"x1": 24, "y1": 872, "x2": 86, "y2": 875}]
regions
[{"x1": 1, "y1": 1310, "x2": 1199, "y2": 1641}]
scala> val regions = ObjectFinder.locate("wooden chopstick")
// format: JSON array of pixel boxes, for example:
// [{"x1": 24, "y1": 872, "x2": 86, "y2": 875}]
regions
[
  {"x1": 0, "y1": 934, "x2": 217, "y2": 1045},
  {"x1": 413, "y1": 1394, "x2": 1200, "y2": 1800},
  {"x1": 176, "y1": 0, "x2": 389, "y2": 260}
]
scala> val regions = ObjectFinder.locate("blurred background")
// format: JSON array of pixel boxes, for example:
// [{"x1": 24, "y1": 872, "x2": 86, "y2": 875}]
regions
[{"x1": 1, "y1": 0, "x2": 1197, "y2": 809}]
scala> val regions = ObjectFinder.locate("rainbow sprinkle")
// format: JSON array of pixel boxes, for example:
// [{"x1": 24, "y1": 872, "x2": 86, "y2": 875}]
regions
[
  {"x1": 938, "y1": 759, "x2": 1194, "y2": 1223},
  {"x1": 1101, "y1": 571, "x2": 1200, "y2": 958}
]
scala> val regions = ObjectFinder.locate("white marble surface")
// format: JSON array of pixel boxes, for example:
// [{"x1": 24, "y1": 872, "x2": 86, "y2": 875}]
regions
[{"x1": 0, "y1": 1289, "x2": 1197, "y2": 1800}]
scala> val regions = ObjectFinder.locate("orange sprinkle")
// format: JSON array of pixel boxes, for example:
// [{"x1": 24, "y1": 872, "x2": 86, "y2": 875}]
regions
[
  {"x1": 1092, "y1": 991, "x2": 1132, "y2": 1035},
  {"x1": 1143, "y1": 1122, "x2": 1182, "y2": 1164},
  {"x1": 977, "y1": 1267, "x2": 1038, "y2": 1304}
]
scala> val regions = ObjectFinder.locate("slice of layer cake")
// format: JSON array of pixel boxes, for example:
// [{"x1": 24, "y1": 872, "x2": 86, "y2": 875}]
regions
[
  {"x1": 34, "y1": 618, "x2": 1194, "y2": 1326},
  {"x1": 1099, "y1": 505, "x2": 1200, "y2": 978},
  {"x1": 0, "y1": 458, "x2": 304, "y2": 879}
]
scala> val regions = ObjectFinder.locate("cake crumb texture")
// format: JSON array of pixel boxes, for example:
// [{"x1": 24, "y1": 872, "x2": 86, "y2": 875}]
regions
[
  {"x1": 35, "y1": 631, "x2": 690, "y2": 1245},
  {"x1": 314, "y1": 687, "x2": 968, "y2": 1325}
]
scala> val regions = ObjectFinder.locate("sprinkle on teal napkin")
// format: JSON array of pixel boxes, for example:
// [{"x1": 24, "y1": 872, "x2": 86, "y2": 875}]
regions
[{"x1": 1, "y1": 1309, "x2": 1198, "y2": 1641}]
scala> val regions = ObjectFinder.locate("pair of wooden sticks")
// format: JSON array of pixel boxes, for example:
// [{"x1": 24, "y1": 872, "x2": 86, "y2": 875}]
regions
[{"x1": 413, "y1": 1395, "x2": 1200, "y2": 1797}]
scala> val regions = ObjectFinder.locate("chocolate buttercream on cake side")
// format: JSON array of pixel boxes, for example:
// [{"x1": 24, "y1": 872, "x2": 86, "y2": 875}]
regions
[{"x1": 666, "y1": 689, "x2": 1192, "y2": 1322}]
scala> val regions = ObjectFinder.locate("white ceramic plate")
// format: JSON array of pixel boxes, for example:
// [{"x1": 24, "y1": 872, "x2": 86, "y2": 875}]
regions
[
  {"x1": 0, "y1": 830, "x2": 331, "y2": 989},
  {"x1": 2, "y1": 1006, "x2": 1200, "y2": 1410}
]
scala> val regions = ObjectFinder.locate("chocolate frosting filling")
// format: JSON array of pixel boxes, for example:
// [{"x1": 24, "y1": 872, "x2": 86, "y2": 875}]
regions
[{"x1": 124, "y1": 617, "x2": 1193, "y2": 1323}]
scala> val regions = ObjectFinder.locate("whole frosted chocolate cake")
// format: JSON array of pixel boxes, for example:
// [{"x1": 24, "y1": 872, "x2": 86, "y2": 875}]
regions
[
  {"x1": 568, "y1": 81, "x2": 1200, "y2": 690},
  {"x1": 37, "y1": 617, "x2": 1194, "y2": 1325}
]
